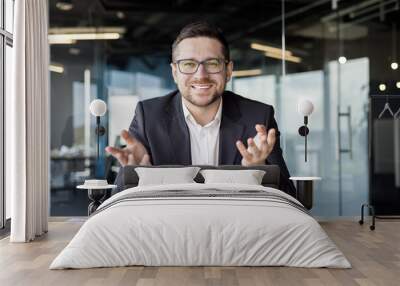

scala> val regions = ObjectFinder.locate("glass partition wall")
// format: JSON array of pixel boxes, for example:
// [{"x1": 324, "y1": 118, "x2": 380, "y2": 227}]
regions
[
  {"x1": 49, "y1": 0, "x2": 399, "y2": 217},
  {"x1": 1, "y1": 0, "x2": 14, "y2": 230}
]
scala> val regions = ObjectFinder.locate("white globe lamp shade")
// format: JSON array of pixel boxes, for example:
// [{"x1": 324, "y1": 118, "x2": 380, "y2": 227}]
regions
[
  {"x1": 298, "y1": 99, "x2": 314, "y2": 116},
  {"x1": 90, "y1": 99, "x2": 107, "y2": 117}
]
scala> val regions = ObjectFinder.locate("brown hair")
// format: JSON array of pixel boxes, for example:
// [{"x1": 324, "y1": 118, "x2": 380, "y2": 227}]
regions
[{"x1": 172, "y1": 21, "x2": 230, "y2": 61}]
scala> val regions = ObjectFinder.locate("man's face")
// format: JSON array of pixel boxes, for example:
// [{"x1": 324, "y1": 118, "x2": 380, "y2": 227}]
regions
[{"x1": 171, "y1": 37, "x2": 233, "y2": 107}]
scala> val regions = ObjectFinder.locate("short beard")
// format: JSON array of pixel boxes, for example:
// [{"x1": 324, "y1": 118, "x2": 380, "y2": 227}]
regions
[
  {"x1": 183, "y1": 90, "x2": 223, "y2": 107},
  {"x1": 182, "y1": 79, "x2": 226, "y2": 107}
]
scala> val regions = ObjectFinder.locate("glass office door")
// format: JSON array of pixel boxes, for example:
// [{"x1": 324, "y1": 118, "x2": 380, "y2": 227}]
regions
[{"x1": 232, "y1": 2, "x2": 375, "y2": 217}]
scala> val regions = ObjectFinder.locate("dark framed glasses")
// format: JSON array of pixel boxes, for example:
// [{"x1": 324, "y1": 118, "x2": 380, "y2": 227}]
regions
[{"x1": 174, "y1": 58, "x2": 228, "y2": 74}]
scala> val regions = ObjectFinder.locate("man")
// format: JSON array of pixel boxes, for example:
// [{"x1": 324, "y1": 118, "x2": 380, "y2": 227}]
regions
[{"x1": 106, "y1": 22, "x2": 295, "y2": 196}]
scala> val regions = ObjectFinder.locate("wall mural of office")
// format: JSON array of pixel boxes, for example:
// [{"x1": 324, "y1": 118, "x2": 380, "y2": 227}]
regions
[{"x1": 49, "y1": 0, "x2": 399, "y2": 216}]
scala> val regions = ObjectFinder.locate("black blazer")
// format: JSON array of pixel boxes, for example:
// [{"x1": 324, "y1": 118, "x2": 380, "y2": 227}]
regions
[{"x1": 116, "y1": 90, "x2": 295, "y2": 196}]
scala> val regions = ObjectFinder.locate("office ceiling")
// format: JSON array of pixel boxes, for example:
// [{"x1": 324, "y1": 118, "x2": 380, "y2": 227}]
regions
[{"x1": 49, "y1": 0, "x2": 400, "y2": 72}]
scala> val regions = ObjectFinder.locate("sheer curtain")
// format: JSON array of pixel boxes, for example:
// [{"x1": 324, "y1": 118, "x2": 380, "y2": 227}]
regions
[{"x1": 9, "y1": 0, "x2": 49, "y2": 242}]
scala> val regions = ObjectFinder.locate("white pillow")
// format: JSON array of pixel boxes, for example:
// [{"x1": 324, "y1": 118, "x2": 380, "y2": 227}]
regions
[
  {"x1": 135, "y1": 167, "x2": 200, "y2": 186},
  {"x1": 200, "y1": 169, "x2": 266, "y2": 185}
]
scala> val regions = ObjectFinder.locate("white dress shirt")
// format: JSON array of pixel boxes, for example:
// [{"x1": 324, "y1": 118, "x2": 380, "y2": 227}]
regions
[{"x1": 182, "y1": 99, "x2": 222, "y2": 165}]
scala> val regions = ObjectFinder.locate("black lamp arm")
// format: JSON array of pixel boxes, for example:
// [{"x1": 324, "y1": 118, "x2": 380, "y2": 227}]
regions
[
  {"x1": 95, "y1": 116, "x2": 106, "y2": 161},
  {"x1": 298, "y1": 116, "x2": 310, "y2": 162}
]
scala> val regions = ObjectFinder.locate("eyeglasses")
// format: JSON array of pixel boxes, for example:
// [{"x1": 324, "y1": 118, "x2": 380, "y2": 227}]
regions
[{"x1": 174, "y1": 58, "x2": 228, "y2": 74}]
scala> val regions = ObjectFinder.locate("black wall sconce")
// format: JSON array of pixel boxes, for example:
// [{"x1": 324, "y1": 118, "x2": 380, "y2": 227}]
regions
[
  {"x1": 297, "y1": 99, "x2": 314, "y2": 162},
  {"x1": 89, "y1": 99, "x2": 107, "y2": 161}
]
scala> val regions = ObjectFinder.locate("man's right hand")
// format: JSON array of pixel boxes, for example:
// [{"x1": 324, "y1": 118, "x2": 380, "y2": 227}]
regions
[{"x1": 105, "y1": 129, "x2": 151, "y2": 167}]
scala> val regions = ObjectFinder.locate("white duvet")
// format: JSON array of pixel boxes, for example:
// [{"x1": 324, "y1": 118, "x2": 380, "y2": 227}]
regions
[{"x1": 50, "y1": 183, "x2": 351, "y2": 269}]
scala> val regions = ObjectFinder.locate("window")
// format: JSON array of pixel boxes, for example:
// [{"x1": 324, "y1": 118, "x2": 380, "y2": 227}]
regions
[
  {"x1": 1, "y1": 0, "x2": 14, "y2": 230},
  {"x1": 5, "y1": 0, "x2": 13, "y2": 33}
]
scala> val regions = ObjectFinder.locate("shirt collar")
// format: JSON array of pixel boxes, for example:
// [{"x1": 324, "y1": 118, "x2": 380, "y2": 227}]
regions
[{"x1": 182, "y1": 97, "x2": 223, "y2": 127}]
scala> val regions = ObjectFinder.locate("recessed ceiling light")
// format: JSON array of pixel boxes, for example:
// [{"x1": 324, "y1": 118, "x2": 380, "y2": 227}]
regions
[
  {"x1": 69, "y1": 47, "x2": 80, "y2": 55},
  {"x1": 396, "y1": 81, "x2": 400, "y2": 89},
  {"x1": 49, "y1": 63, "x2": 64, "y2": 74},
  {"x1": 56, "y1": 0, "x2": 73, "y2": 11},
  {"x1": 391, "y1": 62, "x2": 398, "y2": 70},
  {"x1": 48, "y1": 32, "x2": 121, "y2": 45},
  {"x1": 232, "y1": 69, "x2": 263, "y2": 77},
  {"x1": 338, "y1": 56, "x2": 347, "y2": 64},
  {"x1": 379, "y1": 84, "x2": 386, "y2": 91}
]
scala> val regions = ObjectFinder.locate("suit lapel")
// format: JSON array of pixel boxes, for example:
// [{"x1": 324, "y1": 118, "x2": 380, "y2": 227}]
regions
[
  {"x1": 164, "y1": 90, "x2": 245, "y2": 165},
  {"x1": 165, "y1": 92, "x2": 191, "y2": 165},
  {"x1": 219, "y1": 92, "x2": 245, "y2": 165}
]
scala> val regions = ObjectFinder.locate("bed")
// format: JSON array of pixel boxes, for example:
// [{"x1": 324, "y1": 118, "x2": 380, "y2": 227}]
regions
[{"x1": 50, "y1": 165, "x2": 351, "y2": 269}]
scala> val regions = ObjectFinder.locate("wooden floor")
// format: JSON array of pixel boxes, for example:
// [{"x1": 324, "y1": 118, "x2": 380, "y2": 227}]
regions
[{"x1": 0, "y1": 218, "x2": 399, "y2": 286}]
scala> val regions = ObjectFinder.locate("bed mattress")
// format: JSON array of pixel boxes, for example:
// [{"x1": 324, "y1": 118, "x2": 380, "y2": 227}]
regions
[{"x1": 50, "y1": 183, "x2": 351, "y2": 269}]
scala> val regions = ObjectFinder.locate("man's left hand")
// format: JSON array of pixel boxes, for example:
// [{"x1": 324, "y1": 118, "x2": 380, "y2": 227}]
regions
[{"x1": 236, "y1": 124, "x2": 276, "y2": 166}]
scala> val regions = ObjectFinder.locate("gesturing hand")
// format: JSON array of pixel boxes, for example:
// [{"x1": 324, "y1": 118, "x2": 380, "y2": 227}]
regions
[
  {"x1": 105, "y1": 129, "x2": 151, "y2": 167},
  {"x1": 236, "y1": 124, "x2": 276, "y2": 166}
]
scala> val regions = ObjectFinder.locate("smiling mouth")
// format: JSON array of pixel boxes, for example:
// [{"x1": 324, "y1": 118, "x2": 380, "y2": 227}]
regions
[{"x1": 191, "y1": 84, "x2": 213, "y2": 90}]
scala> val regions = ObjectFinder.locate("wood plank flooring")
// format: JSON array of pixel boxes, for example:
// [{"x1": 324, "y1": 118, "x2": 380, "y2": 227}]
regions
[{"x1": 0, "y1": 218, "x2": 399, "y2": 286}]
